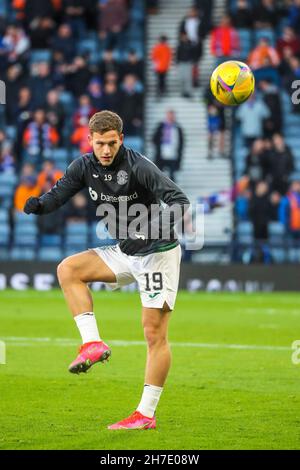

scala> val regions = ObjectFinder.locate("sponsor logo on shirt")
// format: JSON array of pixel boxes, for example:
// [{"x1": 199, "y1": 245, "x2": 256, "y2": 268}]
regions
[{"x1": 100, "y1": 192, "x2": 138, "y2": 202}]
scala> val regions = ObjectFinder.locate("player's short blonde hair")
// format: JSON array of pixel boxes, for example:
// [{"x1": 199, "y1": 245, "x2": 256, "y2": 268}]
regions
[{"x1": 89, "y1": 110, "x2": 123, "y2": 135}]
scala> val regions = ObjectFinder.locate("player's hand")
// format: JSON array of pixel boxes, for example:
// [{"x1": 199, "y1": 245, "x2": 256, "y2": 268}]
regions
[
  {"x1": 24, "y1": 197, "x2": 42, "y2": 215},
  {"x1": 119, "y1": 234, "x2": 150, "y2": 256}
]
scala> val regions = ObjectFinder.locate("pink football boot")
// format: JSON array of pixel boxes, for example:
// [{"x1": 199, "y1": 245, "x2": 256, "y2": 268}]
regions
[
  {"x1": 108, "y1": 411, "x2": 156, "y2": 430},
  {"x1": 68, "y1": 341, "x2": 111, "y2": 374}
]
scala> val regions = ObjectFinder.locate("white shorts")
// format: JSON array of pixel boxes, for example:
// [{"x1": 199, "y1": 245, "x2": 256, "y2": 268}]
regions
[{"x1": 92, "y1": 244, "x2": 182, "y2": 310}]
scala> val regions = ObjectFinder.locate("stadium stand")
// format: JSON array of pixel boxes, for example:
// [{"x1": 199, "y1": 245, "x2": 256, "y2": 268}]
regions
[{"x1": 0, "y1": 0, "x2": 145, "y2": 260}]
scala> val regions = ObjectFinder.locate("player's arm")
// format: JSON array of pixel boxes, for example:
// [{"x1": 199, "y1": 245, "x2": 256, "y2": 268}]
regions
[{"x1": 24, "y1": 158, "x2": 85, "y2": 215}]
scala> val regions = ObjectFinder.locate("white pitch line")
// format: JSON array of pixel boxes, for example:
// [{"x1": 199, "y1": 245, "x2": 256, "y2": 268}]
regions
[{"x1": 0, "y1": 336, "x2": 291, "y2": 352}]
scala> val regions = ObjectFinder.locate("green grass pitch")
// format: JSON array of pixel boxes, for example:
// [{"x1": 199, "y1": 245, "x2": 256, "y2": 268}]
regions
[{"x1": 0, "y1": 289, "x2": 300, "y2": 450}]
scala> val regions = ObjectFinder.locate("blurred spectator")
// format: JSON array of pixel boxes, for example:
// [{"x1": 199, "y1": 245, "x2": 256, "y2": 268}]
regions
[
  {"x1": 151, "y1": 35, "x2": 172, "y2": 97},
  {"x1": 2, "y1": 24, "x2": 30, "y2": 65},
  {"x1": 120, "y1": 74, "x2": 143, "y2": 136},
  {"x1": 98, "y1": 0, "x2": 129, "y2": 48},
  {"x1": 0, "y1": 142, "x2": 16, "y2": 174},
  {"x1": 23, "y1": 109, "x2": 59, "y2": 158},
  {"x1": 282, "y1": 55, "x2": 300, "y2": 106},
  {"x1": 253, "y1": 56, "x2": 281, "y2": 87},
  {"x1": 152, "y1": 110, "x2": 184, "y2": 182},
  {"x1": 248, "y1": 37, "x2": 280, "y2": 71},
  {"x1": 5, "y1": 64, "x2": 27, "y2": 124},
  {"x1": 147, "y1": 0, "x2": 159, "y2": 15},
  {"x1": 179, "y1": 6, "x2": 204, "y2": 86},
  {"x1": 194, "y1": 0, "x2": 213, "y2": 36},
  {"x1": 279, "y1": 180, "x2": 300, "y2": 238},
  {"x1": 210, "y1": 14, "x2": 240, "y2": 60},
  {"x1": 121, "y1": 50, "x2": 144, "y2": 81},
  {"x1": 277, "y1": 26, "x2": 300, "y2": 59},
  {"x1": 71, "y1": 117, "x2": 93, "y2": 154},
  {"x1": 14, "y1": 173, "x2": 40, "y2": 213},
  {"x1": 236, "y1": 94, "x2": 270, "y2": 147},
  {"x1": 63, "y1": 56, "x2": 92, "y2": 97},
  {"x1": 65, "y1": 192, "x2": 89, "y2": 224},
  {"x1": 73, "y1": 94, "x2": 96, "y2": 127},
  {"x1": 268, "y1": 133, "x2": 295, "y2": 194},
  {"x1": 28, "y1": 17, "x2": 56, "y2": 49},
  {"x1": 15, "y1": 87, "x2": 34, "y2": 159},
  {"x1": 259, "y1": 80, "x2": 282, "y2": 136},
  {"x1": 288, "y1": 0, "x2": 300, "y2": 35},
  {"x1": 176, "y1": 32, "x2": 194, "y2": 98},
  {"x1": 37, "y1": 159, "x2": 63, "y2": 192},
  {"x1": 207, "y1": 103, "x2": 226, "y2": 160},
  {"x1": 244, "y1": 139, "x2": 269, "y2": 190},
  {"x1": 45, "y1": 89, "x2": 66, "y2": 134},
  {"x1": 51, "y1": 23, "x2": 76, "y2": 63},
  {"x1": 253, "y1": 0, "x2": 281, "y2": 30},
  {"x1": 205, "y1": 85, "x2": 226, "y2": 159},
  {"x1": 102, "y1": 79, "x2": 122, "y2": 113},
  {"x1": 230, "y1": 0, "x2": 254, "y2": 29},
  {"x1": 87, "y1": 77, "x2": 104, "y2": 109},
  {"x1": 63, "y1": 0, "x2": 87, "y2": 40},
  {"x1": 99, "y1": 48, "x2": 120, "y2": 81},
  {"x1": 24, "y1": 0, "x2": 55, "y2": 26},
  {"x1": 249, "y1": 181, "x2": 271, "y2": 240},
  {"x1": 29, "y1": 61, "x2": 53, "y2": 109}
]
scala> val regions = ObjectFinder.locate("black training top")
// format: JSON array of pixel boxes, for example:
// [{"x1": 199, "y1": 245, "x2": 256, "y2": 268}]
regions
[{"x1": 38, "y1": 145, "x2": 190, "y2": 255}]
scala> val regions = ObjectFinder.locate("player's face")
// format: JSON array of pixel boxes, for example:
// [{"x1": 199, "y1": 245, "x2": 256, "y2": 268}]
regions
[{"x1": 89, "y1": 130, "x2": 124, "y2": 166}]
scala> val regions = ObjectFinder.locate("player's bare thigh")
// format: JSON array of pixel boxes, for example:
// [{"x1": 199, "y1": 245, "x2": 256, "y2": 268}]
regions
[{"x1": 57, "y1": 250, "x2": 117, "y2": 284}]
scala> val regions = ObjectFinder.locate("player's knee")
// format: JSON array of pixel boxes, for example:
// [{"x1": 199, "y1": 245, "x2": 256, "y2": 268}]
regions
[
  {"x1": 144, "y1": 325, "x2": 167, "y2": 349},
  {"x1": 57, "y1": 259, "x2": 74, "y2": 287}
]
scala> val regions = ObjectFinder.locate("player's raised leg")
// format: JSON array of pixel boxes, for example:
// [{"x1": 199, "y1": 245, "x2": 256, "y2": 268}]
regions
[
  {"x1": 108, "y1": 304, "x2": 171, "y2": 430},
  {"x1": 57, "y1": 250, "x2": 117, "y2": 374}
]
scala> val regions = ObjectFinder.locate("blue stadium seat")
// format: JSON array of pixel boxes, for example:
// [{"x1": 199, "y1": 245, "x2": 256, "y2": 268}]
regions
[
  {"x1": 268, "y1": 222, "x2": 286, "y2": 263},
  {"x1": 15, "y1": 224, "x2": 38, "y2": 236},
  {"x1": 0, "y1": 248, "x2": 8, "y2": 260},
  {"x1": 237, "y1": 29, "x2": 253, "y2": 59},
  {"x1": 64, "y1": 246, "x2": 88, "y2": 257},
  {"x1": 0, "y1": 0, "x2": 7, "y2": 15},
  {"x1": 65, "y1": 234, "x2": 88, "y2": 246},
  {"x1": 65, "y1": 223, "x2": 89, "y2": 236},
  {"x1": 10, "y1": 247, "x2": 36, "y2": 260},
  {"x1": 51, "y1": 148, "x2": 68, "y2": 160},
  {"x1": 50, "y1": 148, "x2": 69, "y2": 170},
  {"x1": 38, "y1": 247, "x2": 63, "y2": 261},
  {"x1": 14, "y1": 212, "x2": 36, "y2": 224},
  {"x1": 59, "y1": 92, "x2": 75, "y2": 115},
  {"x1": 30, "y1": 49, "x2": 52, "y2": 63},
  {"x1": 124, "y1": 136, "x2": 143, "y2": 153},
  {"x1": 0, "y1": 224, "x2": 10, "y2": 245},
  {"x1": 0, "y1": 209, "x2": 9, "y2": 224},
  {"x1": 1, "y1": 197, "x2": 13, "y2": 209},
  {"x1": 77, "y1": 38, "x2": 98, "y2": 56},
  {"x1": 268, "y1": 222, "x2": 285, "y2": 239},
  {"x1": 3, "y1": 172, "x2": 17, "y2": 186},
  {"x1": 14, "y1": 233, "x2": 38, "y2": 247},
  {"x1": 40, "y1": 234, "x2": 63, "y2": 247},
  {"x1": 90, "y1": 221, "x2": 117, "y2": 247},
  {"x1": 0, "y1": 185, "x2": 14, "y2": 199},
  {"x1": 254, "y1": 29, "x2": 276, "y2": 47},
  {"x1": 5, "y1": 126, "x2": 17, "y2": 141},
  {"x1": 236, "y1": 221, "x2": 254, "y2": 245}
]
